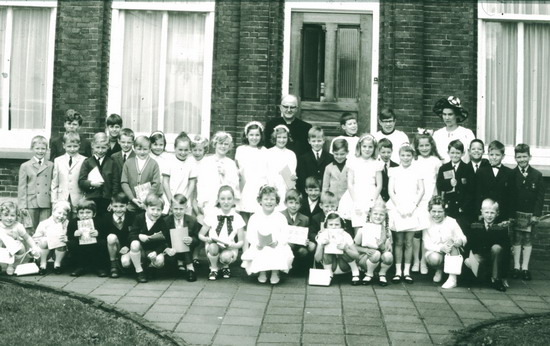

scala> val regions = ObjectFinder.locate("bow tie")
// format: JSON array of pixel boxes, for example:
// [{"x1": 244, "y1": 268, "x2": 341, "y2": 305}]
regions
[
  {"x1": 217, "y1": 215, "x2": 234, "y2": 222},
  {"x1": 491, "y1": 165, "x2": 500, "y2": 170}
]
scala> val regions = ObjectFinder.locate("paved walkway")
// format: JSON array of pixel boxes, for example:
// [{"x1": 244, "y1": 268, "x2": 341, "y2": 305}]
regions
[{"x1": 15, "y1": 260, "x2": 550, "y2": 346}]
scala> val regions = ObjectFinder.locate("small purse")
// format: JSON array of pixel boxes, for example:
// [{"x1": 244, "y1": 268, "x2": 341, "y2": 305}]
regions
[
  {"x1": 14, "y1": 250, "x2": 39, "y2": 276},
  {"x1": 308, "y1": 258, "x2": 332, "y2": 286},
  {"x1": 444, "y1": 254, "x2": 463, "y2": 275}
]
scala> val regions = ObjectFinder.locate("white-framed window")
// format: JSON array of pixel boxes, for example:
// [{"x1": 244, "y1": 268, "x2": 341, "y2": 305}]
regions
[
  {"x1": 108, "y1": 1, "x2": 215, "y2": 149},
  {"x1": 0, "y1": 1, "x2": 56, "y2": 154},
  {"x1": 478, "y1": 1, "x2": 550, "y2": 169}
]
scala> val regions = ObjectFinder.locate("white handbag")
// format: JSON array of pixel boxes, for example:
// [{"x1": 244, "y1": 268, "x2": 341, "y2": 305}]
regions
[
  {"x1": 308, "y1": 259, "x2": 332, "y2": 286},
  {"x1": 444, "y1": 254, "x2": 463, "y2": 275},
  {"x1": 13, "y1": 250, "x2": 40, "y2": 276}
]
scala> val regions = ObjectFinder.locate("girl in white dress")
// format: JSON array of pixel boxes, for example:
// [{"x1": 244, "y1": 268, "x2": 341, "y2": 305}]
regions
[
  {"x1": 235, "y1": 121, "x2": 269, "y2": 222},
  {"x1": 344, "y1": 134, "x2": 383, "y2": 230},
  {"x1": 149, "y1": 131, "x2": 172, "y2": 214},
  {"x1": 388, "y1": 144, "x2": 424, "y2": 284},
  {"x1": 266, "y1": 125, "x2": 297, "y2": 211},
  {"x1": 241, "y1": 185, "x2": 294, "y2": 284},
  {"x1": 196, "y1": 132, "x2": 240, "y2": 214},
  {"x1": 412, "y1": 132, "x2": 442, "y2": 274},
  {"x1": 198, "y1": 186, "x2": 245, "y2": 280},
  {"x1": 189, "y1": 134, "x2": 209, "y2": 266}
]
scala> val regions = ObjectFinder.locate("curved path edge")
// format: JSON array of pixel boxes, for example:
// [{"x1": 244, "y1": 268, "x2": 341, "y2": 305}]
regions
[{"x1": 0, "y1": 276, "x2": 187, "y2": 346}]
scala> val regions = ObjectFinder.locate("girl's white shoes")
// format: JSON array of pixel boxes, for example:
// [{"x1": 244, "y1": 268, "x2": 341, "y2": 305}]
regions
[
  {"x1": 441, "y1": 274, "x2": 457, "y2": 289},
  {"x1": 433, "y1": 269, "x2": 443, "y2": 283}
]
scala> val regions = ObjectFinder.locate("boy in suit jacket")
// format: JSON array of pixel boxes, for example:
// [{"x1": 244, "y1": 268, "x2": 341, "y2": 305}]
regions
[
  {"x1": 79, "y1": 133, "x2": 120, "y2": 217},
  {"x1": 52, "y1": 132, "x2": 86, "y2": 212},
  {"x1": 128, "y1": 195, "x2": 169, "y2": 283},
  {"x1": 474, "y1": 141, "x2": 513, "y2": 220},
  {"x1": 466, "y1": 199, "x2": 510, "y2": 292},
  {"x1": 111, "y1": 128, "x2": 135, "y2": 192},
  {"x1": 299, "y1": 177, "x2": 323, "y2": 221},
  {"x1": 105, "y1": 113, "x2": 123, "y2": 157},
  {"x1": 466, "y1": 139, "x2": 490, "y2": 175},
  {"x1": 100, "y1": 192, "x2": 136, "y2": 278},
  {"x1": 377, "y1": 138, "x2": 399, "y2": 202},
  {"x1": 282, "y1": 189, "x2": 313, "y2": 262},
  {"x1": 162, "y1": 194, "x2": 201, "y2": 282},
  {"x1": 18, "y1": 135, "x2": 54, "y2": 232},
  {"x1": 510, "y1": 144, "x2": 545, "y2": 280},
  {"x1": 49, "y1": 109, "x2": 92, "y2": 159},
  {"x1": 121, "y1": 136, "x2": 161, "y2": 212},
  {"x1": 297, "y1": 127, "x2": 333, "y2": 193}
]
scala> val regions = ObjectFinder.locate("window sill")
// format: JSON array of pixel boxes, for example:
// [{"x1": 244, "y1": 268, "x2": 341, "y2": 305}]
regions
[{"x1": 0, "y1": 148, "x2": 35, "y2": 160}]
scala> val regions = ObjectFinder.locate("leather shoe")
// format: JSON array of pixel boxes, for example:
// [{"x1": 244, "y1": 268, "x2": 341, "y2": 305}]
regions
[
  {"x1": 110, "y1": 266, "x2": 120, "y2": 278},
  {"x1": 492, "y1": 279, "x2": 506, "y2": 292},
  {"x1": 511, "y1": 268, "x2": 521, "y2": 279},
  {"x1": 186, "y1": 270, "x2": 197, "y2": 282},
  {"x1": 38, "y1": 267, "x2": 47, "y2": 275},
  {"x1": 522, "y1": 270, "x2": 532, "y2": 281},
  {"x1": 71, "y1": 267, "x2": 85, "y2": 277},
  {"x1": 53, "y1": 266, "x2": 63, "y2": 275},
  {"x1": 136, "y1": 272, "x2": 148, "y2": 283},
  {"x1": 97, "y1": 269, "x2": 108, "y2": 278}
]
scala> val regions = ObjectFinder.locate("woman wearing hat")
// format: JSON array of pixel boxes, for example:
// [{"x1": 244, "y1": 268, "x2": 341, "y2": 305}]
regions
[{"x1": 432, "y1": 96, "x2": 476, "y2": 163}]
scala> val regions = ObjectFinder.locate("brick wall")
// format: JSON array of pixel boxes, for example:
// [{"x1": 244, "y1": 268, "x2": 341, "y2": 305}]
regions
[{"x1": 0, "y1": 160, "x2": 21, "y2": 200}]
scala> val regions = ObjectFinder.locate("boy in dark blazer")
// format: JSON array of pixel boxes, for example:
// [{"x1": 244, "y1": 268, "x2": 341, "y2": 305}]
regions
[
  {"x1": 377, "y1": 138, "x2": 399, "y2": 202},
  {"x1": 18, "y1": 135, "x2": 54, "y2": 232},
  {"x1": 510, "y1": 144, "x2": 545, "y2": 280},
  {"x1": 50, "y1": 109, "x2": 92, "y2": 159},
  {"x1": 79, "y1": 132, "x2": 120, "y2": 217},
  {"x1": 466, "y1": 139, "x2": 490, "y2": 175},
  {"x1": 105, "y1": 113, "x2": 123, "y2": 157},
  {"x1": 162, "y1": 194, "x2": 201, "y2": 282},
  {"x1": 474, "y1": 141, "x2": 513, "y2": 220},
  {"x1": 299, "y1": 176, "x2": 323, "y2": 221},
  {"x1": 282, "y1": 189, "x2": 313, "y2": 264},
  {"x1": 297, "y1": 127, "x2": 333, "y2": 193},
  {"x1": 110, "y1": 128, "x2": 136, "y2": 193}
]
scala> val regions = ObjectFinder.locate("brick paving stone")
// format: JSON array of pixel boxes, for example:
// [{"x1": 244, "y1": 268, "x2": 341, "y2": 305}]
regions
[
  {"x1": 179, "y1": 314, "x2": 223, "y2": 325},
  {"x1": 153, "y1": 322, "x2": 177, "y2": 331},
  {"x1": 303, "y1": 307, "x2": 341, "y2": 316},
  {"x1": 147, "y1": 304, "x2": 188, "y2": 314},
  {"x1": 115, "y1": 303, "x2": 151, "y2": 315},
  {"x1": 225, "y1": 307, "x2": 265, "y2": 317},
  {"x1": 344, "y1": 308, "x2": 381, "y2": 318},
  {"x1": 376, "y1": 294, "x2": 414, "y2": 302},
  {"x1": 255, "y1": 343, "x2": 301, "y2": 346},
  {"x1": 232, "y1": 295, "x2": 270, "y2": 303},
  {"x1": 263, "y1": 314, "x2": 303, "y2": 324},
  {"x1": 487, "y1": 306, "x2": 524, "y2": 314},
  {"x1": 347, "y1": 335, "x2": 389, "y2": 346},
  {"x1": 451, "y1": 304, "x2": 490, "y2": 313},
  {"x1": 176, "y1": 332, "x2": 213, "y2": 345},
  {"x1": 261, "y1": 323, "x2": 302, "y2": 334},
  {"x1": 88, "y1": 294, "x2": 121, "y2": 304},
  {"x1": 216, "y1": 324, "x2": 261, "y2": 336},
  {"x1": 460, "y1": 318, "x2": 489, "y2": 326},
  {"x1": 388, "y1": 331, "x2": 432, "y2": 344},
  {"x1": 411, "y1": 296, "x2": 447, "y2": 304},
  {"x1": 269, "y1": 299, "x2": 305, "y2": 308},
  {"x1": 424, "y1": 324, "x2": 462, "y2": 335},
  {"x1": 302, "y1": 323, "x2": 343, "y2": 334},
  {"x1": 383, "y1": 314, "x2": 422, "y2": 323},
  {"x1": 270, "y1": 293, "x2": 305, "y2": 302},
  {"x1": 385, "y1": 322, "x2": 426, "y2": 333},
  {"x1": 143, "y1": 312, "x2": 183, "y2": 323},
  {"x1": 519, "y1": 307, "x2": 550, "y2": 314},
  {"x1": 154, "y1": 297, "x2": 193, "y2": 306},
  {"x1": 192, "y1": 298, "x2": 232, "y2": 307},
  {"x1": 175, "y1": 322, "x2": 219, "y2": 334},
  {"x1": 455, "y1": 311, "x2": 495, "y2": 320},
  {"x1": 117, "y1": 296, "x2": 158, "y2": 305},
  {"x1": 212, "y1": 334, "x2": 257, "y2": 346},
  {"x1": 344, "y1": 316, "x2": 385, "y2": 327},
  {"x1": 222, "y1": 316, "x2": 263, "y2": 326},
  {"x1": 302, "y1": 314, "x2": 334, "y2": 324},
  {"x1": 91, "y1": 287, "x2": 131, "y2": 296},
  {"x1": 408, "y1": 290, "x2": 442, "y2": 297},
  {"x1": 124, "y1": 289, "x2": 164, "y2": 298},
  {"x1": 515, "y1": 300, "x2": 550, "y2": 309},
  {"x1": 257, "y1": 332, "x2": 302, "y2": 343},
  {"x1": 161, "y1": 290, "x2": 197, "y2": 298},
  {"x1": 345, "y1": 324, "x2": 386, "y2": 336},
  {"x1": 377, "y1": 288, "x2": 410, "y2": 296},
  {"x1": 304, "y1": 299, "x2": 341, "y2": 308},
  {"x1": 267, "y1": 307, "x2": 304, "y2": 315},
  {"x1": 186, "y1": 306, "x2": 227, "y2": 316},
  {"x1": 301, "y1": 333, "x2": 346, "y2": 345},
  {"x1": 63, "y1": 284, "x2": 97, "y2": 295},
  {"x1": 422, "y1": 316, "x2": 463, "y2": 326},
  {"x1": 509, "y1": 294, "x2": 546, "y2": 302},
  {"x1": 429, "y1": 333, "x2": 454, "y2": 345},
  {"x1": 378, "y1": 300, "x2": 417, "y2": 309}
]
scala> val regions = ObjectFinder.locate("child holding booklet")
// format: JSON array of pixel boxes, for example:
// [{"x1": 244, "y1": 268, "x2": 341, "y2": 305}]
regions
[
  {"x1": 163, "y1": 132, "x2": 197, "y2": 213},
  {"x1": 163, "y1": 194, "x2": 201, "y2": 282},
  {"x1": 314, "y1": 211, "x2": 360, "y2": 285},
  {"x1": 266, "y1": 125, "x2": 297, "y2": 210},
  {"x1": 199, "y1": 186, "x2": 245, "y2": 281},
  {"x1": 121, "y1": 136, "x2": 161, "y2": 212},
  {"x1": 33, "y1": 201, "x2": 71, "y2": 274},
  {"x1": 241, "y1": 185, "x2": 294, "y2": 284},
  {"x1": 355, "y1": 201, "x2": 393, "y2": 286},
  {"x1": 101, "y1": 192, "x2": 135, "y2": 278},
  {"x1": 282, "y1": 189, "x2": 312, "y2": 260},
  {"x1": 67, "y1": 199, "x2": 108, "y2": 277},
  {"x1": 0, "y1": 202, "x2": 41, "y2": 275}
]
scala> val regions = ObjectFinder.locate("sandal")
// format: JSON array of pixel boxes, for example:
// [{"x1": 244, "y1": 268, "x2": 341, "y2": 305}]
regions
[
  {"x1": 177, "y1": 265, "x2": 186, "y2": 272},
  {"x1": 362, "y1": 275, "x2": 373, "y2": 285},
  {"x1": 379, "y1": 275, "x2": 388, "y2": 287},
  {"x1": 404, "y1": 275, "x2": 414, "y2": 284},
  {"x1": 208, "y1": 271, "x2": 218, "y2": 281},
  {"x1": 392, "y1": 275, "x2": 402, "y2": 284},
  {"x1": 351, "y1": 276, "x2": 361, "y2": 286}
]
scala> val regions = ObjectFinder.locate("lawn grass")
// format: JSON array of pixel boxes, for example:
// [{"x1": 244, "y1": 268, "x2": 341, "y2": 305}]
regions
[
  {"x1": 0, "y1": 281, "x2": 176, "y2": 345},
  {"x1": 455, "y1": 314, "x2": 550, "y2": 346}
]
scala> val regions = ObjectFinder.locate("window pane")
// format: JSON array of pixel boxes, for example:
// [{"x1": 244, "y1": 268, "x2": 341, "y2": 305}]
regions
[
  {"x1": 121, "y1": 10, "x2": 162, "y2": 133},
  {"x1": 301, "y1": 24, "x2": 324, "y2": 101},
  {"x1": 484, "y1": 22, "x2": 517, "y2": 145},
  {"x1": 481, "y1": 1, "x2": 550, "y2": 15},
  {"x1": 9, "y1": 7, "x2": 50, "y2": 129},
  {"x1": 164, "y1": 12, "x2": 205, "y2": 134},
  {"x1": 524, "y1": 23, "x2": 550, "y2": 148},
  {"x1": 337, "y1": 26, "x2": 359, "y2": 100}
]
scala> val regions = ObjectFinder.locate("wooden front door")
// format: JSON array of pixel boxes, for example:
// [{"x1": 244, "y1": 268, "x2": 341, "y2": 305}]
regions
[{"x1": 289, "y1": 12, "x2": 373, "y2": 138}]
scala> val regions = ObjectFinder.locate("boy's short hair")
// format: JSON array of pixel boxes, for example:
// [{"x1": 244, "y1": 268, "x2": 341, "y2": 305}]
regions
[
  {"x1": 285, "y1": 189, "x2": 302, "y2": 204},
  {"x1": 340, "y1": 112, "x2": 357, "y2": 125},
  {"x1": 211, "y1": 131, "x2": 233, "y2": 150},
  {"x1": 377, "y1": 138, "x2": 393, "y2": 151},
  {"x1": 92, "y1": 132, "x2": 108, "y2": 145},
  {"x1": 379, "y1": 107, "x2": 396, "y2": 121},
  {"x1": 172, "y1": 194, "x2": 188, "y2": 206},
  {"x1": 174, "y1": 131, "x2": 190, "y2": 149},
  {"x1": 331, "y1": 138, "x2": 349, "y2": 153},
  {"x1": 105, "y1": 113, "x2": 123, "y2": 127},
  {"x1": 514, "y1": 143, "x2": 530, "y2": 156},
  {"x1": 65, "y1": 109, "x2": 83, "y2": 125},
  {"x1": 470, "y1": 138, "x2": 485, "y2": 149},
  {"x1": 448, "y1": 139, "x2": 464, "y2": 153},
  {"x1": 119, "y1": 128, "x2": 135, "y2": 141},
  {"x1": 308, "y1": 126, "x2": 324, "y2": 139},
  {"x1": 76, "y1": 199, "x2": 97, "y2": 214},
  {"x1": 62, "y1": 132, "x2": 81, "y2": 144},
  {"x1": 30, "y1": 135, "x2": 48, "y2": 149},
  {"x1": 144, "y1": 194, "x2": 164, "y2": 208},
  {"x1": 134, "y1": 135, "x2": 151, "y2": 148},
  {"x1": 320, "y1": 191, "x2": 337, "y2": 204},
  {"x1": 52, "y1": 201, "x2": 71, "y2": 214},
  {"x1": 111, "y1": 192, "x2": 129, "y2": 205},
  {"x1": 481, "y1": 198, "x2": 499, "y2": 212},
  {"x1": 488, "y1": 140, "x2": 505, "y2": 155},
  {"x1": 305, "y1": 176, "x2": 321, "y2": 189}
]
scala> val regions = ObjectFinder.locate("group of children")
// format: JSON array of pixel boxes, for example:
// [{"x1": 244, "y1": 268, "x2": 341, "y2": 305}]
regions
[{"x1": 0, "y1": 102, "x2": 545, "y2": 293}]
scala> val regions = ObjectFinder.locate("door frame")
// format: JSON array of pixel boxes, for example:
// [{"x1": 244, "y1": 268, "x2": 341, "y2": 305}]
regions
[{"x1": 282, "y1": 1, "x2": 380, "y2": 134}]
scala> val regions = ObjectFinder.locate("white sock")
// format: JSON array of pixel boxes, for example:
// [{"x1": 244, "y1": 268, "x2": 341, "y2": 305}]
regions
[
  {"x1": 395, "y1": 261, "x2": 402, "y2": 276},
  {"x1": 129, "y1": 250, "x2": 143, "y2": 273},
  {"x1": 348, "y1": 261, "x2": 360, "y2": 276},
  {"x1": 207, "y1": 253, "x2": 219, "y2": 271},
  {"x1": 404, "y1": 263, "x2": 411, "y2": 276},
  {"x1": 54, "y1": 250, "x2": 65, "y2": 268},
  {"x1": 323, "y1": 263, "x2": 334, "y2": 276},
  {"x1": 522, "y1": 246, "x2": 532, "y2": 270},
  {"x1": 513, "y1": 245, "x2": 522, "y2": 269}
]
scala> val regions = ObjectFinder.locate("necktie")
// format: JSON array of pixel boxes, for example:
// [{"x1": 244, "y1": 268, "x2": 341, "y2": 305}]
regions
[
  {"x1": 69, "y1": 157, "x2": 73, "y2": 167},
  {"x1": 521, "y1": 168, "x2": 527, "y2": 177},
  {"x1": 123, "y1": 153, "x2": 127, "y2": 162},
  {"x1": 215, "y1": 215, "x2": 234, "y2": 236},
  {"x1": 475, "y1": 163, "x2": 479, "y2": 172},
  {"x1": 453, "y1": 164, "x2": 457, "y2": 172},
  {"x1": 315, "y1": 152, "x2": 320, "y2": 162},
  {"x1": 38, "y1": 160, "x2": 42, "y2": 166}
]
